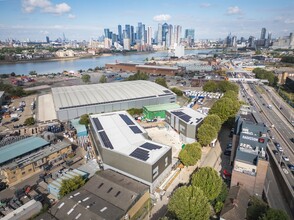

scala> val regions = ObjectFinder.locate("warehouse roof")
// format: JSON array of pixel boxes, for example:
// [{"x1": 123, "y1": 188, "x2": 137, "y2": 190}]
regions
[
  {"x1": 90, "y1": 111, "x2": 171, "y2": 164},
  {"x1": 144, "y1": 103, "x2": 180, "y2": 112},
  {"x1": 136, "y1": 64, "x2": 179, "y2": 70},
  {"x1": 0, "y1": 137, "x2": 49, "y2": 165},
  {"x1": 52, "y1": 80, "x2": 175, "y2": 110},
  {"x1": 167, "y1": 107, "x2": 206, "y2": 125}
]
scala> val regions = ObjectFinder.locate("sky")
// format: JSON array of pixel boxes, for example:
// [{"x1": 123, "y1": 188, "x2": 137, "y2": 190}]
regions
[{"x1": 0, "y1": 0, "x2": 294, "y2": 41}]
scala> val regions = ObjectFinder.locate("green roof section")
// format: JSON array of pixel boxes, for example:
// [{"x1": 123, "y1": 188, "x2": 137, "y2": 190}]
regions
[
  {"x1": 0, "y1": 136, "x2": 50, "y2": 165},
  {"x1": 143, "y1": 103, "x2": 180, "y2": 112}
]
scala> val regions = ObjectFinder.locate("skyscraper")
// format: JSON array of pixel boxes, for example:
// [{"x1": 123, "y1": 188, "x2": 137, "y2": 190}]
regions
[
  {"x1": 185, "y1": 29, "x2": 195, "y2": 47},
  {"x1": 125, "y1": 25, "x2": 131, "y2": 39},
  {"x1": 137, "y1": 22, "x2": 143, "y2": 40},
  {"x1": 174, "y1": 25, "x2": 182, "y2": 45},
  {"x1": 104, "y1": 28, "x2": 110, "y2": 38},
  {"x1": 260, "y1": 28, "x2": 266, "y2": 40},
  {"x1": 162, "y1": 23, "x2": 169, "y2": 46},
  {"x1": 147, "y1": 26, "x2": 152, "y2": 45},
  {"x1": 166, "y1": 24, "x2": 173, "y2": 48},
  {"x1": 131, "y1": 26, "x2": 134, "y2": 45},
  {"x1": 118, "y1": 25, "x2": 122, "y2": 42},
  {"x1": 46, "y1": 36, "x2": 50, "y2": 43},
  {"x1": 142, "y1": 24, "x2": 146, "y2": 43},
  {"x1": 157, "y1": 23, "x2": 162, "y2": 45}
]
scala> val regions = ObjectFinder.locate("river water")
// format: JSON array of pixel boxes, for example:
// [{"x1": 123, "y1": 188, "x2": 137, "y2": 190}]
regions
[{"x1": 0, "y1": 49, "x2": 215, "y2": 75}]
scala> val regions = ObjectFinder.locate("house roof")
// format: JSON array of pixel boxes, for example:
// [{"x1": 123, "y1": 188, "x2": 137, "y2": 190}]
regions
[
  {"x1": 220, "y1": 185, "x2": 250, "y2": 220},
  {"x1": 0, "y1": 136, "x2": 49, "y2": 165}
]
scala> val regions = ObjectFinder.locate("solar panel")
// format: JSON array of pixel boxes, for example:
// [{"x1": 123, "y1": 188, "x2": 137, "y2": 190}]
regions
[
  {"x1": 172, "y1": 111, "x2": 184, "y2": 116},
  {"x1": 180, "y1": 114, "x2": 191, "y2": 122},
  {"x1": 129, "y1": 126, "x2": 142, "y2": 134},
  {"x1": 93, "y1": 118, "x2": 103, "y2": 131},
  {"x1": 119, "y1": 114, "x2": 134, "y2": 125},
  {"x1": 140, "y1": 142, "x2": 162, "y2": 150},
  {"x1": 99, "y1": 131, "x2": 113, "y2": 149},
  {"x1": 130, "y1": 148, "x2": 149, "y2": 161},
  {"x1": 163, "y1": 90, "x2": 171, "y2": 94}
]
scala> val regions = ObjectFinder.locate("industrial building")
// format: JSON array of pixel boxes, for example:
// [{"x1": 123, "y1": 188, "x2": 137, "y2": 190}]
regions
[
  {"x1": 49, "y1": 170, "x2": 150, "y2": 220},
  {"x1": 105, "y1": 62, "x2": 182, "y2": 76},
  {"x1": 51, "y1": 80, "x2": 176, "y2": 121},
  {"x1": 143, "y1": 103, "x2": 180, "y2": 120},
  {"x1": 0, "y1": 91, "x2": 4, "y2": 106},
  {"x1": 88, "y1": 111, "x2": 172, "y2": 192},
  {"x1": 165, "y1": 107, "x2": 206, "y2": 143},
  {"x1": 0, "y1": 136, "x2": 72, "y2": 185},
  {"x1": 230, "y1": 106, "x2": 269, "y2": 197}
]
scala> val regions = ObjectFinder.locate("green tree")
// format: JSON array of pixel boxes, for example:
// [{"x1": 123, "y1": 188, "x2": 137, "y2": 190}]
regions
[
  {"x1": 125, "y1": 71, "x2": 149, "y2": 81},
  {"x1": 192, "y1": 167, "x2": 222, "y2": 201},
  {"x1": 202, "y1": 114, "x2": 222, "y2": 132},
  {"x1": 247, "y1": 196, "x2": 268, "y2": 220},
  {"x1": 252, "y1": 68, "x2": 277, "y2": 86},
  {"x1": 171, "y1": 87, "x2": 183, "y2": 96},
  {"x1": 168, "y1": 186, "x2": 210, "y2": 220},
  {"x1": 255, "y1": 50, "x2": 262, "y2": 55},
  {"x1": 197, "y1": 124, "x2": 217, "y2": 146},
  {"x1": 178, "y1": 142, "x2": 202, "y2": 166},
  {"x1": 24, "y1": 117, "x2": 35, "y2": 126},
  {"x1": 99, "y1": 75, "x2": 107, "y2": 83},
  {"x1": 10, "y1": 72, "x2": 16, "y2": 77},
  {"x1": 218, "y1": 81, "x2": 239, "y2": 93},
  {"x1": 260, "y1": 208, "x2": 289, "y2": 220},
  {"x1": 203, "y1": 81, "x2": 218, "y2": 92},
  {"x1": 81, "y1": 74, "x2": 91, "y2": 83},
  {"x1": 223, "y1": 90, "x2": 238, "y2": 100},
  {"x1": 155, "y1": 77, "x2": 168, "y2": 88},
  {"x1": 79, "y1": 114, "x2": 89, "y2": 125},
  {"x1": 127, "y1": 108, "x2": 143, "y2": 116},
  {"x1": 59, "y1": 176, "x2": 86, "y2": 198},
  {"x1": 281, "y1": 56, "x2": 294, "y2": 64},
  {"x1": 29, "y1": 70, "x2": 37, "y2": 76},
  {"x1": 212, "y1": 182, "x2": 228, "y2": 213}
]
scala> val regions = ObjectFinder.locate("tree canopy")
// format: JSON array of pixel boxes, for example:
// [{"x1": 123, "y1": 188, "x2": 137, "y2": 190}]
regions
[
  {"x1": 281, "y1": 56, "x2": 294, "y2": 64},
  {"x1": 125, "y1": 71, "x2": 149, "y2": 81},
  {"x1": 197, "y1": 124, "x2": 217, "y2": 146},
  {"x1": 178, "y1": 142, "x2": 202, "y2": 166},
  {"x1": 203, "y1": 81, "x2": 218, "y2": 92},
  {"x1": 155, "y1": 77, "x2": 168, "y2": 88},
  {"x1": 202, "y1": 114, "x2": 222, "y2": 132},
  {"x1": 203, "y1": 80, "x2": 239, "y2": 93},
  {"x1": 191, "y1": 167, "x2": 223, "y2": 201},
  {"x1": 212, "y1": 182, "x2": 228, "y2": 213},
  {"x1": 252, "y1": 68, "x2": 278, "y2": 86},
  {"x1": 99, "y1": 75, "x2": 107, "y2": 83},
  {"x1": 127, "y1": 108, "x2": 143, "y2": 116},
  {"x1": 59, "y1": 176, "x2": 86, "y2": 198},
  {"x1": 260, "y1": 208, "x2": 289, "y2": 220},
  {"x1": 24, "y1": 117, "x2": 35, "y2": 126},
  {"x1": 168, "y1": 186, "x2": 210, "y2": 220},
  {"x1": 81, "y1": 74, "x2": 91, "y2": 83},
  {"x1": 171, "y1": 87, "x2": 183, "y2": 96},
  {"x1": 79, "y1": 114, "x2": 89, "y2": 125},
  {"x1": 222, "y1": 90, "x2": 238, "y2": 100}
]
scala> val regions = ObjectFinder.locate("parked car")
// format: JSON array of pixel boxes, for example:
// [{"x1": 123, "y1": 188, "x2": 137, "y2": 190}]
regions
[
  {"x1": 272, "y1": 150, "x2": 279, "y2": 155},
  {"x1": 283, "y1": 156, "x2": 290, "y2": 162},
  {"x1": 287, "y1": 164, "x2": 294, "y2": 171},
  {"x1": 224, "y1": 150, "x2": 231, "y2": 156}
]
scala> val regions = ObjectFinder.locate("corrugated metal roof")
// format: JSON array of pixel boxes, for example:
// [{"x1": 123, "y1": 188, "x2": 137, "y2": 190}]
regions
[
  {"x1": 144, "y1": 103, "x2": 180, "y2": 112},
  {"x1": 52, "y1": 80, "x2": 174, "y2": 110},
  {"x1": 136, "y1": 65, "x2": 179, "y2": 70},
  {"x1": 0, "y1": 137, "x2": 49, "y2": 165}
]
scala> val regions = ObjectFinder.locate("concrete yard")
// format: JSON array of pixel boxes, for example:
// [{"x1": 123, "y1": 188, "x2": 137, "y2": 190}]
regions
[{"x1": 37, "y1": 93, "x2": 57, "y2": 122}]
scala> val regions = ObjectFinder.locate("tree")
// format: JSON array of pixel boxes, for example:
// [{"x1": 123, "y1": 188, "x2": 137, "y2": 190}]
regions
[
  {"x1": 247, "y1": 196, "x2": 268, "y2": 220},
  {"x1": 155, "y1": 77, "x2": 168, "y2": 88},
  {"x1": 171, "y1": 87, "x2": 183, "y2": 96},
  {"x1": 24, "y1": 117, "x2": 35, "y2": 126},
  {"x1": 218, "y1": 81, "x2": 239, "y2": 93},
  {"x1": 29, "y1": 70, "x2": 37, "y2": 76},
  {"x1": 99, "y1": 75, "x2": 107, "y2": 83},
  {"x1": 59, "y1": 176, "x2": 86, "y2": 198},
  {"x1": 252, "y1": 68, "x2": 277, "y2": 86},
  {"x1": 223, "y1": 90, "x2": 238, "y2": 100},
  {"x1": 260, "y1": 208, "x2": 289, "y2": 220},
  {"x1": 168, "y1": 186, "x2": 210, "y2": 220},
  {"x1": 197, "y1": 124, "x2": 217, "y2": 146},
  {"x1": 81, "y1": 74, "x2": 91, "y2": 83},
  {"x1": 179, "y1": 142, "x2": 202, "y2": 166},
  {"x1": 212, "y1": 182, "x2": 228, "y2": 213},
  {"x1": 127, "y1": 108, "x2": 143, "y2": 116},
  {"x1": 125, "y1": 71, "x2": 149, "y2": 81},
  {"x1": 10, "y1": 72, "x2": 16, "y2": 77},
  {"x1": 192, "y1": 167, "x2": 222, "y2": 201},
  {"x1": 79, "y1": 114, "x2": 89, "y2": 125},
  {"x1": 202, "y1": 114, "x2": 222, "y2": 132},
  {"x1": 203, "y1": 81, "x2": 218, "y2": 92}
]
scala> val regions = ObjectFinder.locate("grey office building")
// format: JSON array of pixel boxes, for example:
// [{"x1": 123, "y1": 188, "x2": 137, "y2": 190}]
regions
[
  {"x1": 88, "y1": 111, "x2": 172, "y2": 192},
  {"x1": 51, "y1": 80, "x2": 176, "y2": 121},
  {"x1": 165, "y1": 107, "x2": 206, "y2": 143}
]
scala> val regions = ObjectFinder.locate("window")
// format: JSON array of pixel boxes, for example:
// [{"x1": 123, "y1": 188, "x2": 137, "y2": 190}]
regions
[
  {"x1": 153, "y1": 166, "x2": 159, "y2": 178},
  {"x1": 22, "y1": 171, "x2": 26, "y2": 175},
  {"x1": 107, "y1": 187, "x2": 113, "y2": 193},
  {"x1": 28, "y1": 169, "x2": 32, "y2": 172},
  {"x1": 165, "y1": 157, "x2": 168, "y2": 167}
]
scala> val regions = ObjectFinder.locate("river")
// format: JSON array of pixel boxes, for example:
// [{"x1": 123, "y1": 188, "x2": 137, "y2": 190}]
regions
[{"x1": 0, "y1": 49, "x2": 215, "y2": 75}]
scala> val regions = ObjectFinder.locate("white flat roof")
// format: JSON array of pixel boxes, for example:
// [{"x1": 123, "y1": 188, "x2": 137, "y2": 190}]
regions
[
  {"x1": 90, "y1": 111, "x2": 171, "y2": 164},
  {"x1": 167, "y1": 107, "x2": 206, "y2": 125},
  {"x1": 136, "y1": 65, "x2": 179, "y2": 70},
  {"x1": 52, "y1": 80, "x2": 174, "y2": 110}
]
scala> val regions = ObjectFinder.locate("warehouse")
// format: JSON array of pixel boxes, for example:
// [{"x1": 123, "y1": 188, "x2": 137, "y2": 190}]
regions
[
  {"x1": 51, "y1": 80, "x2": 176, "y2": 121},
  {"x1": 143, "y1": 103, "x2": 180, "y2": 120},
  {"x1": 88, "y1": 111, "x2": 172, "y2": 192},
  {"x1": 165, "y1": 107, "x2": 206, "y2": 143}
]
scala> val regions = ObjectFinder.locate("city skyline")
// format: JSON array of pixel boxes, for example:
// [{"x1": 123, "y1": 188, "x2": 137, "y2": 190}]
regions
[{"x1": 0, "y1": 0, "x2": 294, "y2": 41}]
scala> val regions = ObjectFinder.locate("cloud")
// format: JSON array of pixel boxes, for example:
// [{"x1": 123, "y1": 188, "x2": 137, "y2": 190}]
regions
[
  {"x1": 285, "y1": 19, "x2": 294, "y2": 24},
  {"x1": 226, "y1": 6, "x2": 242, "y2": 15},
  {"x1": 22, "y1": 0, "x2": 71, "y2": 14},
  {"x1": 153, "y1": 14, "x2": 171, "y2": 22},
  {"x1": 200, "y1": 3, "x2": 211, "y2": 8},
  {"x1": 68, "y1": 13, "x2": 76, "y2": 19}
]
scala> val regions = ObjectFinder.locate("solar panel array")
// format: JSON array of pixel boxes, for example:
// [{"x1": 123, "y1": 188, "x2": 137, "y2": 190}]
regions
[
  {"x1": 171, "y1": 111, "x2": 191, "y2": 122},
  {"x1": 140, "y1": 142, "x2": 162, "y2": 150},
  {"x1": 129, "y1": 148, "x2": 149, "y2": 161},
  {"x1": 93, "y1": 118, "x2": 103, "y2": 131},
  {"x1": 119, "y1": 114, "x2": 135, "y2": 125},
  {"x1": 99, "y1": 131, "x2": 113, "y2": 149},
  {"x1": 129, "y1": 126, "x2": 142, "y2": 134}
]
